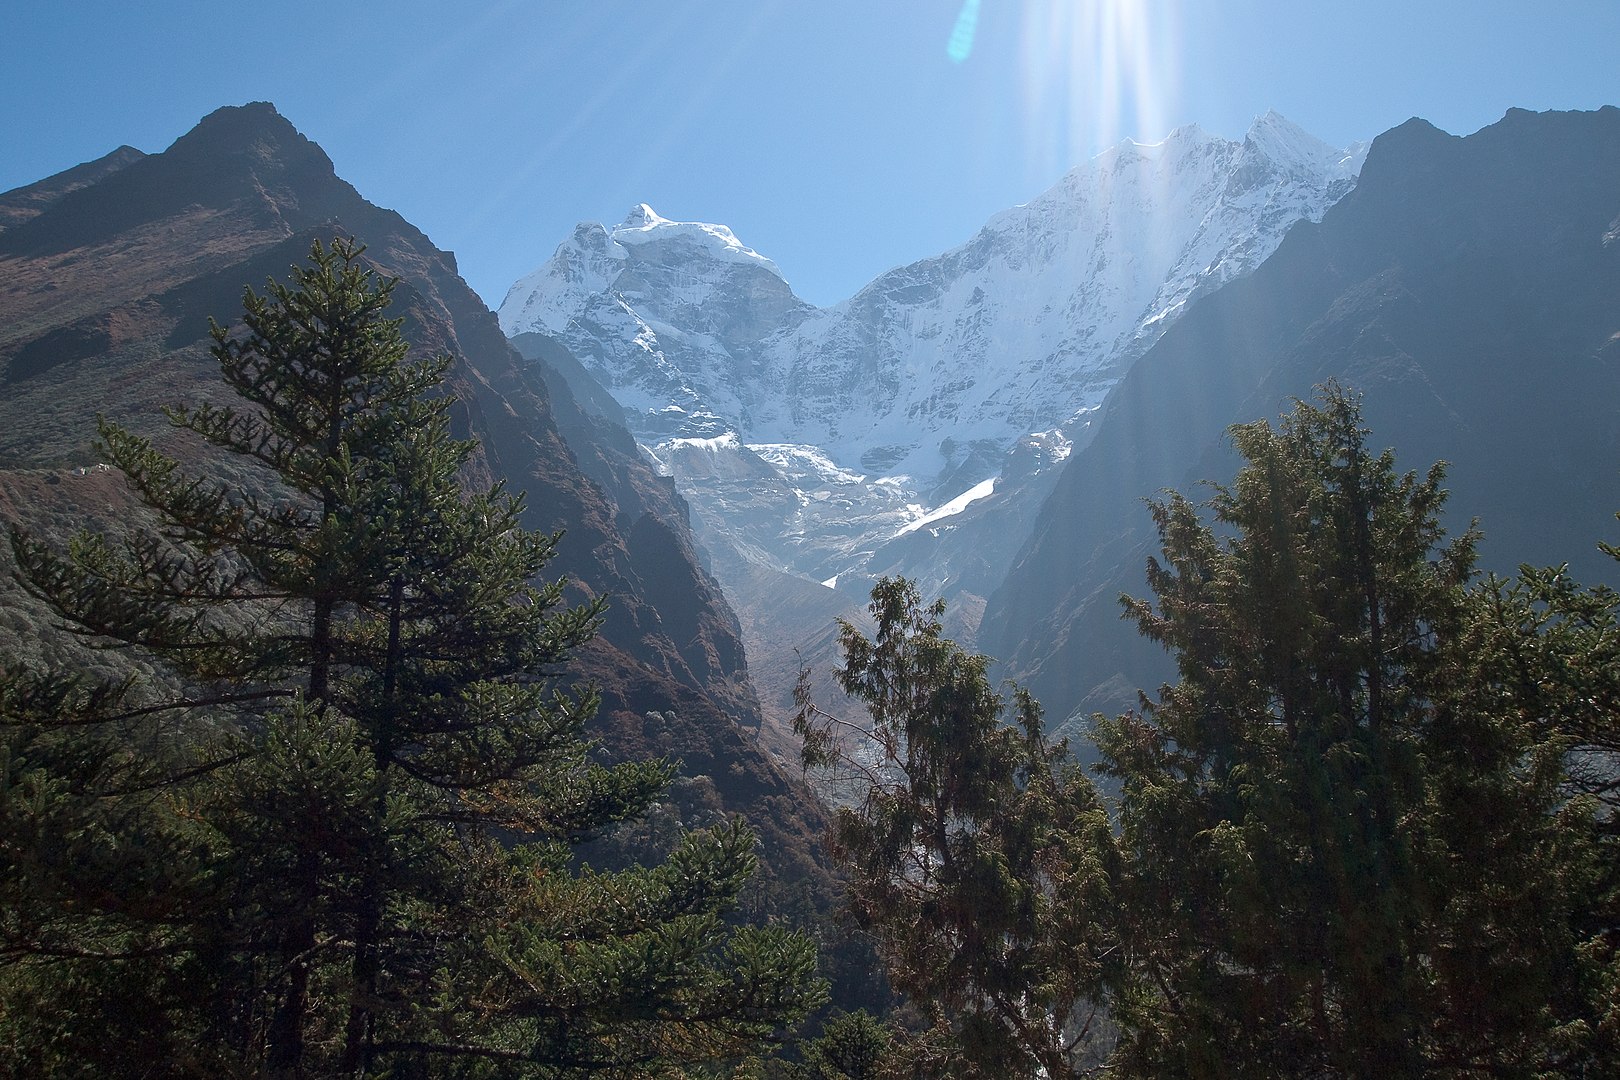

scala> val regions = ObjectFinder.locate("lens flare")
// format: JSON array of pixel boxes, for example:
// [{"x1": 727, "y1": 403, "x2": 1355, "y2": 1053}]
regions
[{"x1": 948, "y1": 0, "x2": 982, "y2": 63}]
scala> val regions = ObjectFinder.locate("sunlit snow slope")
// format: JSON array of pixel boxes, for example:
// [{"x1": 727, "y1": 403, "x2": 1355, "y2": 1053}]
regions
[{"x1": 501, "y1": 113, "x2": 1364, "y2": 493}]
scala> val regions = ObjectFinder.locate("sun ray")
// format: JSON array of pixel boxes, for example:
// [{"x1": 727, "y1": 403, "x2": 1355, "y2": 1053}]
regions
[{"x1": 1016, "y1": 0, "x2": 1181, "y2": 176}]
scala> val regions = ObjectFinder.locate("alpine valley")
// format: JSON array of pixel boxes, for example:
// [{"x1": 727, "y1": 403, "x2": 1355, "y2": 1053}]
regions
[
  {"x1": 8, "y1": 42, "x2": 1620, "y2": 1065},
  {"x1": 7, "y1": 100, "x2": 1619, "y2": 808},
  {"x1": 499, "y1": 113, "x2": 1369, "y2": 747},
  {"x1": 500, "y1": 107, "x2": 1620, "y2": 746}
]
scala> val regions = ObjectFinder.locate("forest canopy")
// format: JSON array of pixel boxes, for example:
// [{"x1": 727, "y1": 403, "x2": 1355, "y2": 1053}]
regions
[{"x1": 797, "y1": 386, "x2": 1620, "y2": 1078}]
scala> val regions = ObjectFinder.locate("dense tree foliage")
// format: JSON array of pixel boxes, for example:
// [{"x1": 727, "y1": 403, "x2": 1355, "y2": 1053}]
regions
[
  {"x1": 767, "y1": 1010, "x2": 892, "y2": 1080},
  {"x1": 1451, "y1": 548, "x2": 1620, "y2": 1067},
  {"x1": 1097, "y1": 385, "x2": 1597, "y2": 1075},
  {"x1": 0, "y1": 239, "x2": 823, "y2": 1076},
  {"x1": 801, "y1": 386, "x2": 1616, "y2": 1078},
  {"x1": 9, "y1": 241, "x2": 1619, "y2": 1078},
  {"x1": 794, "y1": 579, "x2": 1120, "y2": 1077}
]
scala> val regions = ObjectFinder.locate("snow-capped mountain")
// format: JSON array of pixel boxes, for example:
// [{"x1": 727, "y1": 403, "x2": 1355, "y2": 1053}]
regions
[
  {"x1": 501, "y1": 112, "x2": 1365, "y2": 743},
  {"x1": 501, "y1": 204, "x2": 811, "y2": 442},
  {"x1": 501, "y1": 112, "x2": 1365, "y2": 489}
]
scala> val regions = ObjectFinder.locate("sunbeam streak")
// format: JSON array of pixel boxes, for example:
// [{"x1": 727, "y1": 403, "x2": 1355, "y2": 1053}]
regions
[{"x1": 1019, "y1": 0, "x2": 1181, "y2": 177}]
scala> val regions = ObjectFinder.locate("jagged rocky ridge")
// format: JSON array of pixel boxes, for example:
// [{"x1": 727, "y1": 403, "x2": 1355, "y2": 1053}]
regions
[
  {"x1": 500, "y1": 115, "x2": 1363, "y2": 589},
  {"x1": 501, "y1": 114, "x2": 1365, "y2": 745},
  {"x1": 982, "y1": 106, "x2": 1620, "y2": 735},
  {"x1": 0, "y1": 103, "x2": 837, "y2": 904},
  {"x1": 503, "y1": 113, "x2": 1364, "y2": 485}
]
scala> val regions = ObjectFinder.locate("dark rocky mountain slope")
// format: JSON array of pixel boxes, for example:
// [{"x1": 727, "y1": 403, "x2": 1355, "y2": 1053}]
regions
[
  {"x1": 0, "y1": 103, "x2": 834, "y2": 903},
  {"x1": 983, "y1": 106, "x2": 1620, "y2": 735}
]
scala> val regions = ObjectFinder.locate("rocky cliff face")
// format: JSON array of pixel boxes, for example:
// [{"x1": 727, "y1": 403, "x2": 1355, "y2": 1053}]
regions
[
  {"x1": 982, "y1": 107, "x2": 1620, "y2": 736},
  {"x1": 0, "y1": 103, "x2": 834, "y2": 899}
]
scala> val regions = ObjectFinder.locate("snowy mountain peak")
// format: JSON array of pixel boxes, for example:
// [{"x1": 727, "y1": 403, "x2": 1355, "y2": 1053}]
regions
[
  {"x1": 1093, "y1": 122, "x2": 1218, "y2": 171},
  {"x1": 498, "y1": 205, "x2": 793, "y2": 338},
  {"x1": 1252, "y1": 107, "x2": 1296, "y2": 130},
  {"x1": 501, "y1": 116, "x2": 1364, "y2": 486},
  {"x1": 1159, "y1": 121, "x2": 1213, "y2": 148},
  {"x1": 606, "y1": 204, "x2": 784, "y2": 279},
  {"x1": 1242, "y1": 110, "x2": 1356, "y2": 178},
  {"x1": 619, "y1": 202, "x2": 666, "y2": 228}
]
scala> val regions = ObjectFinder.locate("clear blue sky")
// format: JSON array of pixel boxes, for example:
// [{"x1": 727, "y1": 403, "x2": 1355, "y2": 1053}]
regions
[{"x1": 4, "y1": 2, "x2": 1617, "y2": 308}]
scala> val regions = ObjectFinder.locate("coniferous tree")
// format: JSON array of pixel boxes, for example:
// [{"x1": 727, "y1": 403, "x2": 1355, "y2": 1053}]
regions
[
  {"x1": 794, "y1": 579, "x2": 1120, "y2": 1079},
  {"x1": 777, "y1": 1010, "x2": 892, "y2": 1080},
  {"x1": 794, "y1": 387, "x2": 1613, "y2": 1078},
  {"x1": 1448, "y1": 537, "x2": 1620, "y2": 1070},
  {"x1": 5, "y1": 239, "x2": 823, "y2": 1076},
  {"x1": 0, "y1": 666, "x2": 235, "y2": 1077},
  {"x1": 1096, "y1": 384, "x2": 1595, "y2": 1077}
]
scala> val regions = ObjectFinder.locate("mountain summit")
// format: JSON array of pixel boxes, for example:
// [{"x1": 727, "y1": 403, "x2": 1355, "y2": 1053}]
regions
[
  {"x1": 501, "y1": 112, "x2": 1363, "y2": 486},
  {"x1": 0, "y1": 101, "x2": 838, "y2": 905},
  {"x1": 499, "y1": 114, "x2": 1365, "y2": 747}
]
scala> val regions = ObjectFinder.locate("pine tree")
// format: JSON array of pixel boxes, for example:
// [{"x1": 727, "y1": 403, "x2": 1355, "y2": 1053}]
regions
[
  {"x1": 794, "y1": 578, "x2": 1120, "y2": 1078},
  {"x1": 0, "y1": 666, "x2": 236, "y2": 1077},
  {"x1": 6, "y1": 238, "x2": 823, "y2": 1075},
  {"x1": 783, "y1": 1010, "x2": 892, "y2": 1080},
  {"x1": 1096, "y1": 384, "x2": 1594, "y2": 1076},
  {"x1": 1448, "y1": 531, "x2": 1620, "y2": 1070}
]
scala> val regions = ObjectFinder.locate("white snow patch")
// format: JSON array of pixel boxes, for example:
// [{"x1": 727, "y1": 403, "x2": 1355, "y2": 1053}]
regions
[
  {"x1": 667, "y1": 432, "x2": 741, "y2": 453},
  {"x1": 893, "y1": 477, "x2": 997, "y2": 538},
  {"x1": 611, "y1": 204, "x2": 784, "y2": 278},
  {"x1": 748, "y1": 443, "x2": 867, "y2": 486}
]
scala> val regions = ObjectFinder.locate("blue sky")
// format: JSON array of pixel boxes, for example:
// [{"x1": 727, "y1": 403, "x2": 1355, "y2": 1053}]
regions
[{"x1": 4, "y1": 2, "x2": 1617, "y2": 308}]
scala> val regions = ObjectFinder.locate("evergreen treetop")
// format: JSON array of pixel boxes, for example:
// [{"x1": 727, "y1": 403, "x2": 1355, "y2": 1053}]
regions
[
  {"x1": 796, "y1": 385, "x2": 1613, "y2": 1077},
  {"x1": 1097, "y1": 384, "x2": 1595, "y2": 1076},
  {"x1": 795, "y1": 578, "x2": 1120, "y2": 1078}
]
